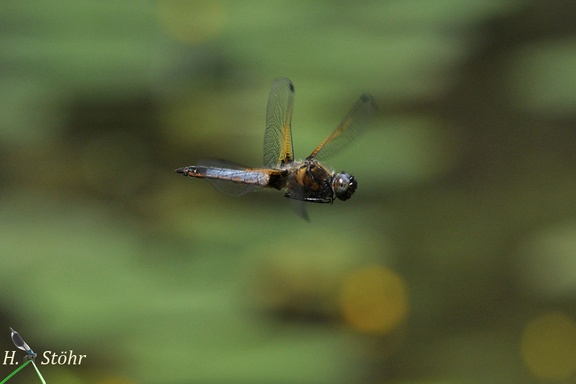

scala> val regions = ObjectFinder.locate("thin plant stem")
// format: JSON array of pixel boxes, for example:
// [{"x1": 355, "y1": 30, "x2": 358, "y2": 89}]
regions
[
  {"x1": 0, "y1": 359, "x2": 31, "y2": 384},
  {"x1": 31, "y1": 361, "x2": 47, "y2": 384}
]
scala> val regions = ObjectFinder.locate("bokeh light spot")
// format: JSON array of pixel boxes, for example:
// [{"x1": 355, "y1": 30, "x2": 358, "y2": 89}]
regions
[
  {"x1": 339, "y1": 265, "x2": 408, "y2": 334},
  {"x1": 156, "y1": 0, "x2": 226, "y2": 44},
  {"x1": 520, "y1": 311, "x2": 576, "y2": 381}
]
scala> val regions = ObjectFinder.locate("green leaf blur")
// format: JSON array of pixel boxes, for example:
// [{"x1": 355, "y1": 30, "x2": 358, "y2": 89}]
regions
[{"x1": 2, "y1": 1, "x2": 576, "y2": 383}]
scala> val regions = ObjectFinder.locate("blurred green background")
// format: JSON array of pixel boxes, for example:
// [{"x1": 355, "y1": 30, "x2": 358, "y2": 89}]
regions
[{"x1": 2, "y1": 0, "x2": 576, "y2": 383}]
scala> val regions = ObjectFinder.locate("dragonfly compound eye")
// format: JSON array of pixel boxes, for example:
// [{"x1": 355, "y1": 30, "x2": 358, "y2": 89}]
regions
[{"x1": 333, "y1": 172, "x2": 357, "y2": 201}]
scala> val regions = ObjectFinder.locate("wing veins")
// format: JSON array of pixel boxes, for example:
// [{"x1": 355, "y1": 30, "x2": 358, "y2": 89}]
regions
[
  {"x1": 264, "y1": 78, "x2": 295, "y2": 167},
  {"x1": 308, "y1": 93, "x2": 377, "y2": 161}
]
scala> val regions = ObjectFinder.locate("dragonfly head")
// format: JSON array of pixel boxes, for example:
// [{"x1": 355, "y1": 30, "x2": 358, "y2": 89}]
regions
[{"x1": 332, "y1": 172, "x2": 357, "y2": 201}]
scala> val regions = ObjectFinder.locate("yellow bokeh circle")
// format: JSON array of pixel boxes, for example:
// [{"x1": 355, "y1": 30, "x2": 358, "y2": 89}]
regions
[
  {"x1": 521, "y1": 311, "x2": 576, "y2": 381},
  {"x1": 339, "y1": 265, "x2": 408, "y2": 334}
]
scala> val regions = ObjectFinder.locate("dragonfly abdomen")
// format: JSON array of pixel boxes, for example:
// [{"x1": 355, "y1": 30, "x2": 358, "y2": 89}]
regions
[{"x1": 176, "y1": 166, "x2": 272, "y2": 187}]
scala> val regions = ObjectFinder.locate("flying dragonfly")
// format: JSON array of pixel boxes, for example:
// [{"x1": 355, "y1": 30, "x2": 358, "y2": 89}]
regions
[{"x1": 175, "y1": 78, "x2": 377, "y2": 219}]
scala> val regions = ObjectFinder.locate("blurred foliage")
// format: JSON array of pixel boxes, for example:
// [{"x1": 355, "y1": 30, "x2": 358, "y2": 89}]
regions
[{"x1": 2, "y1": 0, "x2": 576, "y2": 383}]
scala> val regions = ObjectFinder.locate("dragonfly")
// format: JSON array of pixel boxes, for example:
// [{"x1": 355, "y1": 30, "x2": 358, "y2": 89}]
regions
[
  {"x1": 9, "y1": 327, "x2": 47, "y2": 384},
  {"x1": 10, "y1": 327, "x2": 37, "y2": 361},
  {"x1": 176, "y1": 78, "x2": 377, "y2": 219}
]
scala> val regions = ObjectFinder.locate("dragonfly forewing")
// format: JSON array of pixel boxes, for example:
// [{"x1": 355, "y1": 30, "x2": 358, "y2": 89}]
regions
[
  {"x1": 308, "y1": 93, "x2": 377, "y2": 161},
  {"x1": 263, "y1": 78, "x2": 295, "y2": 167}
]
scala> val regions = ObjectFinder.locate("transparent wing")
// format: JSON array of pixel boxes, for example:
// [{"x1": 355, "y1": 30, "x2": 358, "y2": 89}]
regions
[
  {"x1": 308, "y1": 93, "x2": 377, "y2": 161},
  {"x1": 290, "y1": 199, "x2": 310, "y2": 222},
  {"x1": 263, "y1": 78, "x2": 295, "y2": 167},
  {"x1": 10, "y1": 328, "x2": 31, "y2": 352}
]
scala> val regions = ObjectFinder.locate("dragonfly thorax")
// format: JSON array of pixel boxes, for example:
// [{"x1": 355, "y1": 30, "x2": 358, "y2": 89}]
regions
[{"x1": 279, "y1": 160, "x2": 356, "y2": 203}]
